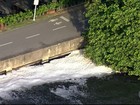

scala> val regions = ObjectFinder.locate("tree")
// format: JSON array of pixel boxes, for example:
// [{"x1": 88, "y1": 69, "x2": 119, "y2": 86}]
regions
[{"x1": 84, "y1": 0, "x2": 140, "y2": 77}]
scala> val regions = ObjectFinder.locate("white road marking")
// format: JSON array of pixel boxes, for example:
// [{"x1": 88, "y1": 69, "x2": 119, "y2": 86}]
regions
[
  {"x1": 26, "y1": 34, "x2": 40, "y2": 39},
  {"x1": 54, "y1": 21, "x2": 62, "y2": 25},
  {"x1": 60, "y1": 16, "x2": 70, "y2": 22},
  {"x1": 0, "y1": 42, "x2": 13, "y2": 47},
  {"x1": 53, "y1": 26, "x2": 67, "y2": 31},
  {"x1": 49, "y1": 18, "x2": 58, "y2": 22}
]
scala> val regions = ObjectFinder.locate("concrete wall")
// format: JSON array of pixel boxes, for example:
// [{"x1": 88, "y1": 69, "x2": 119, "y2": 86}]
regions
[{"x1": 0, "y1": 37, "x2": 84, "y2": 74}]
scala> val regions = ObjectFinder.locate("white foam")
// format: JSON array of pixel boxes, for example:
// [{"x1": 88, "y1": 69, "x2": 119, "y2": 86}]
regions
[
  {"x1": 50, "y1": 78, "x2": 87, "y2": 104},
  {"x1": 0, "y1": 50, "x2": 113, "y2": 99}
]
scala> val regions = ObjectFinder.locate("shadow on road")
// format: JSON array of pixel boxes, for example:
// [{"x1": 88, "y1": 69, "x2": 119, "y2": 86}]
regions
[{"x1": 66, "y1": 3, "x2": 88, "y2": 36}]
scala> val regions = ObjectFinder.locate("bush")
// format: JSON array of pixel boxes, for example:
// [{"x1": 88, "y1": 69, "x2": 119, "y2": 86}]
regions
[
  {"x1": 47, "y1": 2, "x2": 59, "y2": 10},
  {"x1": 0, "y1": 0, "x2": 86, "y2": 26},
  {"x1": 0, "y1": 17, "x2": 4, "y2": 24},
  {"x1": 84, "y1": 0, "x2": 140, "y2": 76},
  {"x1": 37, "y1": 4, "x2": 48, "y2": 16},
  {"x1": 3, "y1": 10, "x2": 33, "y2": 26},
  {"x1": 58, "y1": 0, "x2": 86, "y2": 8}
]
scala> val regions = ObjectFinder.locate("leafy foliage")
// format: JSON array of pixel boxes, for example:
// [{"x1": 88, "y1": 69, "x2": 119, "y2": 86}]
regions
[
  {"x1": 3, "y1": 10, "x2": 33, "y2": 26},
  {"x1": 84, "y1": 0, "x2": 140, "y2": 76},
  {"x1": 0, "y1": 17, "x2": 4, "y2": 24},
  {"x1": 58, "y1": 0, "x2": 86, "y2": 7},
  {"x1": 0, "y1": 0, "x2": 86, "y2": 27},
  {"x1": 36, "y1": 4, "x2": 48, "y2": 16}
]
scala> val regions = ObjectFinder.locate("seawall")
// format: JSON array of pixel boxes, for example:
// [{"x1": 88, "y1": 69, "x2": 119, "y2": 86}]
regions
[{"x1": 0, "y1": 37, "x2": 84, "y2": 74}]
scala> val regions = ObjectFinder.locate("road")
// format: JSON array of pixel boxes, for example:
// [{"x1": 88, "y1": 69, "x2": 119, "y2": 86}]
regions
[{"x1": 0, "y1": 6, "x2": 87, "y2": 60}]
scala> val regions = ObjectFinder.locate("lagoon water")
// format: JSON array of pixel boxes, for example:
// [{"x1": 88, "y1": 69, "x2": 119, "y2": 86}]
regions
[{"x1": 0, "y1": 50, "x2": 139, "y2": 104}]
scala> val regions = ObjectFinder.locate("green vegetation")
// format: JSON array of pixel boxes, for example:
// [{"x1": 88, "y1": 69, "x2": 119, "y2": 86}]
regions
[
  {"x1": 58, "y1": 0, "x2": 86, "y2": 8},
  {"x1": 0, "y1": 3, "x2": 55, "y2": 27},
  {"x1": 84, "y1": 0, "x2": 140, "y2": 77},
  {"x1": 0, "y1": 0, "x2": 87, "y2": 30},
  {"x1": 3, "y1": 10, "x2": 33, "y2": 26}
]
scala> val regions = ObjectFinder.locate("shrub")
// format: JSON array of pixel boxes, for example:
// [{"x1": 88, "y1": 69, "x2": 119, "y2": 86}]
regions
[
  {"x1": 0, "y1": 17, "x2": 4, "y2": 24},
  {"x1": 37, "y1": 4, "x2": 48, "y2": 16},
  {"x1": 48, "y1": 2, "x2": 59, "y2": 10},
  {"x1": 58, "y1": 0, "x2": 86, "y2": 8},
  {"x1": 0, "y1": 0, "x2": 86, "y2": 26},
  {"x1": 84, "y1": 0, "x2": 140, "y2": 76},
  {"x1": 0, "y1": 17, "x2": 5, "y2": 30},
  {"x1": 3, "y1": 10, "x2": 33, "y2": 26}
]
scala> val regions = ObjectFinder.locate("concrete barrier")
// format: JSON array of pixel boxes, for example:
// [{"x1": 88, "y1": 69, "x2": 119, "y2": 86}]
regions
[{"x1": 0, "y1": 37, "x2": 84, "y2": 74}]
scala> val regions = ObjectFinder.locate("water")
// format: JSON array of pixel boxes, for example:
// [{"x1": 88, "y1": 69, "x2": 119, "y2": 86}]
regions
[{"x1": 0, "y1": 50, "x2": 139, "y2": 104}]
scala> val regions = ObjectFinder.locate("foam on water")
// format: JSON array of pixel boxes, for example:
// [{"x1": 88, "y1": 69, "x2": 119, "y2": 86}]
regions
[
  {"x1": 0, "y1": 50, "x2": 113, "y2": 100},
  {"x1": 50, "y1": 78, "x2": 88, "y2": 104}
]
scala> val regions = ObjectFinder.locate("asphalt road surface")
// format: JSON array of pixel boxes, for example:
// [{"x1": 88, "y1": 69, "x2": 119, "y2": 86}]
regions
[{"x1": 0, "y1": 6, "x2": 87, "y2": 60}]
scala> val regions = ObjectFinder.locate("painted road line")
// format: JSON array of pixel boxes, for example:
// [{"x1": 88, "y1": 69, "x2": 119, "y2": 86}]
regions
[
  {"x1": 49, "y1": 18, "x2": 58, "y2": 22},
  {"x1": 0, "y1": 42, "x2": 13, "y2": 47},
  {"x1": 54, "y1": 21, "x2": 62, "y2": 25},
  {"x1": 60, "y1": 16, "x2": 70, "y2": 22},
  {"x1": 26, "y1": 34, "x2": 40, "y2": 39},
  {"x1": 53, "y1": 26, "x2": 67, "y2": 31}
]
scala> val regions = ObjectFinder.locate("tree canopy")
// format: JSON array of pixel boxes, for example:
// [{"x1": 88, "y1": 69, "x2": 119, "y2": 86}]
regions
[{"x1": 84, "y1": 0, "x2": 140, "y2": 77}]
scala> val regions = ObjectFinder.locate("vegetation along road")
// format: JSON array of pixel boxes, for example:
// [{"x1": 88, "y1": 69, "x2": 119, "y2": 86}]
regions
[{"x1": 0, "y1": 6, "x2": 87, "y2": 61}]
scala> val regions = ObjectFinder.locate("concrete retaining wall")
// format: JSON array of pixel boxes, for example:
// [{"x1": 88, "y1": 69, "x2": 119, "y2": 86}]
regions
[{"x1": 0, "y1": 37, "x2": 84, "y2": 74}]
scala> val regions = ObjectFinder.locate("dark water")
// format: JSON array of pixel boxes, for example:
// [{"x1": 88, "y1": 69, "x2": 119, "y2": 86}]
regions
[{"x1": 1, "y1": 74, "x2": 140, "y2": 104}]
